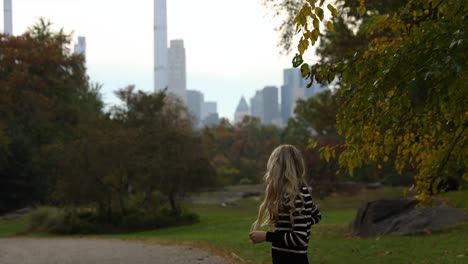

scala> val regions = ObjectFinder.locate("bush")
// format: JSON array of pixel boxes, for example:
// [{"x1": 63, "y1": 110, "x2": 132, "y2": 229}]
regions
[
  {"x1": 28, "y1": 206, "x2": 65, "y2": 233},
  {"x1": 27, "y1": 206, "x2": 199, "y2": 234}
]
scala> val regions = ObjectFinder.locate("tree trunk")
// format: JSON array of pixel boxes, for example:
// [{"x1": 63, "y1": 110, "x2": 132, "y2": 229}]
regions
[{"x1": 168, "y1": 191, "x2": 178, "y2": 215}]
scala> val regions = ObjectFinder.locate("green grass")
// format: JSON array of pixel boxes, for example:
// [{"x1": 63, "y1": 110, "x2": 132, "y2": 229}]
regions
[
  {"x1": 1, "y1": 188, "x2": 467, "y2": 263},
  {"x1": 442, "y1": 190, "x2": 468, "y2": 209},
  {"x1": 0, "y1": 215, "x2": 29, "y2": 238}
]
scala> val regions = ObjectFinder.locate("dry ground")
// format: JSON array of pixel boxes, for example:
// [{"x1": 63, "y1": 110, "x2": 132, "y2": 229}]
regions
[{"x1": 0, "y1": 238, "x2": 229, "y2": 264}]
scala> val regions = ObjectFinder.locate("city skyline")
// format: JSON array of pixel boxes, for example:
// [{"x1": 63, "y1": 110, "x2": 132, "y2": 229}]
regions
[{"x1": 1, "y1": 0, "x2": 319, "y2": 120}]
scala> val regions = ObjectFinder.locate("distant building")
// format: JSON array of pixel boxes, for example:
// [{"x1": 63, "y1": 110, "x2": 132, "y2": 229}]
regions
[
  {"x1": 250, "y1": 90, "x2": 264, "y2": 122},
  {"x1": 281, "y1": 68, "x2": 306, "y2": 123},
  {"x1": 203, "y1": 113, "x2": 220, "y2": 127},
  {"x1": 281, "y1": 68, "x2": 328, "y2": 123},
  {"x1": 154, "y1": 0, "x2": 168, "y2": 92},
  {"x1": 186, "y1": 90, "x2": 204, "y2": 127},
  {"x1": 3, "y1": 0, "x2": 12, "y2": 35},
  {"x1": 201, "y1": 101, "x2": 217, "y2": 121},
  {"x1": 262, "y1": 86, "x2": 279, "y2": 125},
  {"x1": 168, "y1": 39, "x2": 187, "y2": 103},
  {"x1": 234, "y1": 96, "x2": 249, "y2": 123},
  {"x1": 73, "y1": 36, "x2": 86, "y2": 58}
]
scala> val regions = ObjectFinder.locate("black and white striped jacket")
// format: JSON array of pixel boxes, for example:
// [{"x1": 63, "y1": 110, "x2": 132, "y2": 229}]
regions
[{"x1": 265, "y1": 185, "x2": 321, "y2": 254}]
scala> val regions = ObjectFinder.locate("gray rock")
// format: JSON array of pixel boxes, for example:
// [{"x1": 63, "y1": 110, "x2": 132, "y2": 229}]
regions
[{"x1": 351, "y1": 198, "x2": 468, "y2": 237}]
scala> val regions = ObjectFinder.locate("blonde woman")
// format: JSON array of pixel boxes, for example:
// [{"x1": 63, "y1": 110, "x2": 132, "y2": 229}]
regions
[{"x1": 249, "y1": 145, "x2": 321, "y2": 264}]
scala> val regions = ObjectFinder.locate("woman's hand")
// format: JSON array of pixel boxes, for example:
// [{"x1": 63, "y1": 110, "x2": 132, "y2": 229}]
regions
[{"x1": 249, "y1": 231, "x2": 266, "y2": 244}]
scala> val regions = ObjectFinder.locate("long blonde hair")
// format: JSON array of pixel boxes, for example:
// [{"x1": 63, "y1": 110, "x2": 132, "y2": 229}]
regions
[{"x1": 252, "y1": 144, "x2": 308, "y2": 231}]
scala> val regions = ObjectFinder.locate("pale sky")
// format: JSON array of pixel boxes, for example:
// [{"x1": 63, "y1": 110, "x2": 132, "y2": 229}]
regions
[{"x1": 2, "y1": 0, "x2": 317, "y2": 120}]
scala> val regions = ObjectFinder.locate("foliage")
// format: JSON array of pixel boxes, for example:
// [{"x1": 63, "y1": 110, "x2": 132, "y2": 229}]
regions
[
  {"x1": 266, "y1": 0, "x2": 467, "y2": 201},
  {"x1": 281, "y1": 91, "x2": 340, "y2": 190},
  {"x1": 28, "y1": 206, "x2": 65, "y2": 233},
  {"x1": 1, "y1": 20, "x2": 215, "y2": 232},
  {"x1": 0, "y1": 18, "x2": 100, "y2": 213},
  {"x1": 46, "y1": 86, "x2": 217, "y2": 217},
  {"x1": 202, "y1": 116, "x2": 281, "y2": 184},
  {"x1": 27, "y1": 206, "x2": 198, "y2": 234}
]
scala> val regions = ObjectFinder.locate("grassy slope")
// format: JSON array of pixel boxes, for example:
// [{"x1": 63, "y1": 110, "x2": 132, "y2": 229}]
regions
[{"x1": 1, "y1": 188, "x2": 467, "y2": 263}]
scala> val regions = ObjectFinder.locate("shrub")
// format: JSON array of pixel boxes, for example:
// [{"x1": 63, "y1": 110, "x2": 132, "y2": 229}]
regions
[
  {"x1": 28, "y1": 206, "x2": 65, "y2": 232},
  {"x1": 28, "y1": 205, "x2": 199, "y2": 234}
]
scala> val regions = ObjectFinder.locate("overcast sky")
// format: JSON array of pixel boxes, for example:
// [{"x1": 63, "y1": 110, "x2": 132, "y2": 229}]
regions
[{"x1": 2, "y1": 0, "x2": 317, "y2": 120}]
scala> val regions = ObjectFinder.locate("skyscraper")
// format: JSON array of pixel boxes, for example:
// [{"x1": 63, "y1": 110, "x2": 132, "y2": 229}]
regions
[
  {"x1": 262, "y1": 86, "x2": 280, "y2": 125},
  {"x1": 281, "y1": 68, "x2": 329, "y2": 123},
  {"x1": 73, "y1": 36, "x2": 86, "y2": 58},
  {"x1": 234, "y1": 96, "x2": 249, "y2": 123},
  {"x1": 250, "y1": 90, "x2": 264, "y2": 122},
  {"x1": 168, "y1": 39, "x2": 186, "y2": 102},
  {"x1": 186, "y1": 90, "x2": 204, "y2": 127},
  {"x1": 281, "y1": 68, "x2": 306, "y2": 123},
  {"x1": 154, "y1": 0, "x2": 168, "y2": 92},
  {"x1": 3, "y1": 0, "x2": 12, "y2": 35},
  {"x1": 201, "y1": 101, "x2": 217, "y2": 121}
]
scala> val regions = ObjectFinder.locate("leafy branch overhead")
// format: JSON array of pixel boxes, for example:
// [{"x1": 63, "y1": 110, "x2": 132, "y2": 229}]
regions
[
  {"x1": 292, "y1": 0, "x2": 341, "y2": 86},
  {"x1": 286, "y1": 0, "x2": 467, "y2": 201}
]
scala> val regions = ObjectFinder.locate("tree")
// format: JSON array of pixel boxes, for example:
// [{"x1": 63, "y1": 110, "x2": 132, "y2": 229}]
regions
[
  {"x1": 49, "y1": 86, "x2": 217, "y2": 216},
  {"x1": 282, "y1": 90, "x2": 344, "y2": 195},
  {"x1": 112, "y1": 87, "x2": 217, "y2": 213},
  {"x1": 202, "y1": 116, "x2": 281, "y2": 184},
  {"x1": 0, "y1": 19, "x2": 99, "y2": 213},
  {"x1": 265, "y1": 0, "x2": 467, "y2": 200}
]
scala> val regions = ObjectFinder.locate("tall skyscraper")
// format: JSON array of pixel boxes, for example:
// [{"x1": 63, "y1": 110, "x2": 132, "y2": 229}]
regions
[
  {"x1": 73, "y1": 36, "x2": 86, "y2": 58},
  {"x1": 186, "y1": 90, "x2": 204, "y2": 127},
  {"x1": 250, "y1": 90, "x2": 264, "y2": 122},
  {"x1": 3, "y1": 0, "x2": 12, "y2": 35},
  {"x1": 262, "y1": 86, "x2": 280, "y2": 125},
  {"x1": 154, "y1": 0, "x2": 168, "y2": 92},
  {"x1": 234, "y1": 96, "x2": 249, "y2": 123},
  {"x1": 168, "y1": 39, "x2": 186, "y2": 102}
]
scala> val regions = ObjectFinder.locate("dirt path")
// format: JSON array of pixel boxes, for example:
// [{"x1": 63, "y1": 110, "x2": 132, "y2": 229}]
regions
[{"x1": 0, "y1": 238, "x2": 229, "y2": 264}]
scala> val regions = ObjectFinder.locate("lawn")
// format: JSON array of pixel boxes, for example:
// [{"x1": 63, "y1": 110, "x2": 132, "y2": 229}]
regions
[{"x1": 1, "y1": 188, "x2": 467, "y2": 264}]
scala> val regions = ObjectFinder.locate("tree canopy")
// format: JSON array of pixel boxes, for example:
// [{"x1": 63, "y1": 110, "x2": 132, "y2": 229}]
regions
[
  {"x1": 265, "y1": 0, "x2": 467, "y2": 200},
  {"x1": 0, "y1": 19, "x2": 100, "y2": 213}
]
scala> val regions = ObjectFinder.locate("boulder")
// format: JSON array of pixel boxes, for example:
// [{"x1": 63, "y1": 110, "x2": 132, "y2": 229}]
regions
[{"x1": 350, "y1": 198, "x2": 468, "y2": 237}]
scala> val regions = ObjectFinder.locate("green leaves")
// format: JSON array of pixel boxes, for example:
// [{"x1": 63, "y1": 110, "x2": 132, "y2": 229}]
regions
[
  {"x1": 301, "y1": 63, "x2": 311, "y2": 78},
  {"x1": 292, "y1": 53, "x2": 304, "y2": 67},
  {"x1": 291, "y1": 1, "x2": 340, "y2": 92},
  {"x1": 358, "y1": 5, "x2": 366, "y2": 16},
  {"x1": 313, "y1": 18, "x2": 320, "y2": 29},
  {"x1": 327, "y1": 71, "x2": 336, "y2": 83},
  {"x1": 326, "y1": 21, "x2": 335, "y2": 32},
  {"x1": 297, "y1": 37, "x2": 309, "y2": 54},
  {"x1": 311, "y1": 28, "x2": 320, "y2": 41},
  {"x1": 315, "y1": 7, "x2": 324, "y2": 21},
  {"x1": 327, "y1": 4, "x2": 338, "y2": 18}
]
